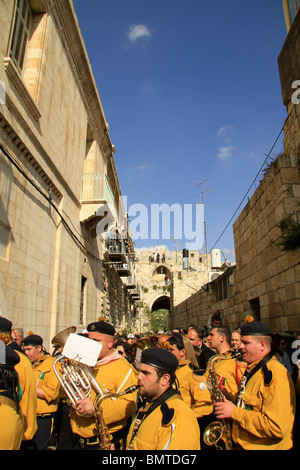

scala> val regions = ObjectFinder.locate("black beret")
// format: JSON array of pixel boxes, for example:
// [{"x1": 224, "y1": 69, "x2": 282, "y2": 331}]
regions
[
  {"x1": 87, "y1": 321, "x2": 115, "y2": 336},
  {"x1": 22, "y1": 334, "x2": 43, "y2": 346},
  {"x1": 169, "y1": 332, "x2": 184, "y2": 349},
  {"x1": 140, "y1": 347, "x2": 178, "y2": 373},
  {"x1": 0, "y1": 317, "x2": 12, "y2": 332},
  {"x1": 240, "y1": 321, "x2": 271, "y2": 337},
  {"x1": 0, "y1": 343, "x2": 20, "y2": 369}
]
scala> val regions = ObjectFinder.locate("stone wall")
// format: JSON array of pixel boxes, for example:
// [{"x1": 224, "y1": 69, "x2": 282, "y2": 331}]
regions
[
  {"x1": 133, "y1": 247, "x2": 221, "y2": 332},
  {"x1": 0, "y1": 0, "x2": 130, "y2": 349}
]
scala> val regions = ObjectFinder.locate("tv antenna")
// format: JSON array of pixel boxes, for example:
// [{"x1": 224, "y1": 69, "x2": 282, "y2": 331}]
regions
[
  {"x1": 194, "y1": 179, "x2": 210, "y2": 256},
  {"x1": 169, "y1": 233, "x2": 180, "y2": 264}
]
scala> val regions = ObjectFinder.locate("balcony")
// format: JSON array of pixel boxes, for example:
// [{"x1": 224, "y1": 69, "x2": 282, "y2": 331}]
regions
[
  {"x1": 124, "y1": 275, "x2": 137, "y2": 289},
  {"x1": 106, "y1": 238, "x2": 127, "y2": 263},
  {"x1": 115, "y1": 259, "x2": 131, "y2": 277},
  {"x1": 130, "y1": 285, "x2": 140, "y2": 300},
  {"x1": 80, "y1": 173, "x2": 115, "y2": 225}
]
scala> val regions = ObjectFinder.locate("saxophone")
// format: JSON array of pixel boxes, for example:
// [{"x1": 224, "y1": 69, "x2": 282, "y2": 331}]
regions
[
  {"x1": 93, "y1": 385, "x2": 139, "y2": 450},
  {"x1": 203, "y1": 349, "x2": 243, "y2": 450}
]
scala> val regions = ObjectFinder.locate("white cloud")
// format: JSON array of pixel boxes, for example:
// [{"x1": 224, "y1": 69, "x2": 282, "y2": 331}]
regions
[
  {"x1": 218, "y1": 146, "x2": 234, "y2": 160},
  {"x1": 128, "y1": 24, "x2": 151, "y2": 43},
  {"x1": 136, "y1": 162, "x2": 153, "y2": 171},
  {"x1": 217, "y1": 125, "x2": 235, "y2": 160},
  {"x1": 218, "y1": 125, "x2": 233, "y2": 136}
]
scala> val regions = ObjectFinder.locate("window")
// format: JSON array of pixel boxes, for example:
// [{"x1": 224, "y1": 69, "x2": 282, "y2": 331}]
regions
[
  {"x1": 80, "y1": 276, "x2": 87, "y2": 325},
  {"x1": 215, "y1": 276, "x2": 228, "y2": 302},
  {"x1": 9, "y1": 0, "x2": 32, "y2": 74},
  {"x1": 249, "y1": 298, "x2": 261, "y2": 322}
]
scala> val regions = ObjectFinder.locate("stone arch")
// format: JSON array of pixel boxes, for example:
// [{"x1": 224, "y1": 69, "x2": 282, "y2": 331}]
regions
[
  {"x1": 151, "y1": 295, "x2": 170, "y2": 312},
  {"x1": 152, "y1": 265, "x2": 172, "y2": 283}
]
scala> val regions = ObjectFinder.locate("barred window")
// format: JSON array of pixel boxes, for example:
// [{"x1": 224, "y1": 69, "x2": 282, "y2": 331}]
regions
[{"x1": 9, "y1": 0, "x2": 32, "y2": 74}]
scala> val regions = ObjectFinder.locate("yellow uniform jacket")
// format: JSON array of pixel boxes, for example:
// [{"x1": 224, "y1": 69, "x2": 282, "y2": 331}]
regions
[
  {"x1": 33, "y1": 353, "x2": 60, "y2": 415},
  {"x1": 126, "y1": 393, "x2": 200, "y2": 450},
  {"x1": 231, "y1": 356, "x2": 296, "y2": 450},
  {"x1": 15, "y1": 351, "x2": 37, "y2": 440},
  {"x1": 204, "y1": 356, "x2": 247, "y2": 403},
  {"x1": 176, "y1": 361, "x2": 213, "y2": 418},
  {"x1": 0, "y1": 393, "x2": 24, "y2": 450},
  {"x1": 71, "y1": 356, "x2": 138, "y2": 438}
]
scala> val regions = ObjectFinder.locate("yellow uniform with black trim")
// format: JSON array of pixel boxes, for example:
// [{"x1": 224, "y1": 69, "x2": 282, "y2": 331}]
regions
[
  {"x1": 0, "y1": 393, "x2": 24, "y2": 450},
  {"x1": 204, "y1": 356, "x2": 247, "y2": 402},
  {"x1": 126, "y1": 393, "x2": 200, "y2": 450},
  {"x1": 70, "y1": 356, "x2": 138, "y2": 440},
  {"x1": 175, "y1": 360, "x2": 213, "y2": 418},
  {"x1": 32, "y1": 353, "x2": 60, "y2": 414},
  {"x1": 231, "y1": 356, "x2": 296, "y2": 450},
  {"x1": 15, "y1": 351, "x2": 38, "y2": 440}
]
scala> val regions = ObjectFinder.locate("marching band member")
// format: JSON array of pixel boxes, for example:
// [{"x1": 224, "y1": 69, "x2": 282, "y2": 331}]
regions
[
  {"x1": 22, "y1": 333, "x2": 60, "y2": 450},
  {"x1": 126, "y1": 347, "x2": 200, "y2": 450},
  {"x1": 167, "y1": 333, "x2": 212, "y2": 417},
  {"x1": 70, "y1": 320, "x2": 138, "y2": 450},
  {"x1": 0, "y1": 344, "x2": 24, "y2": 450},
  {"x1": 0, "y1": 317, "x2": 37, "y2": 449},
  {"x1": 213, "y1": 321, "x2": 296, "y2": 450}
]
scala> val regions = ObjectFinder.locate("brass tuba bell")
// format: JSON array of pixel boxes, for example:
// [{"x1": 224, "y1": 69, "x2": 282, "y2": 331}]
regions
[{"x1": 51, "y1": 326, "x2": 77, "y2": 352}]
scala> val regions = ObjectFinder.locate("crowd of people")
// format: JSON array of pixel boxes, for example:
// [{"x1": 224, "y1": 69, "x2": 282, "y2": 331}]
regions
[{"x1": 0, "y1": 312, "x2": 299, "y2": 451}]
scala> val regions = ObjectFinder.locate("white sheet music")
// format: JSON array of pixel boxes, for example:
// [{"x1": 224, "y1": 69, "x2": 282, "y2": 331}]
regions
[{"x1": 62, "y1": 333, "x2": 102, "y2": 367}]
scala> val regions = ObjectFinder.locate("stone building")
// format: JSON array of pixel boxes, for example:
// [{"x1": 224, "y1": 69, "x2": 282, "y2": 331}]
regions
[
  {"x1": 0, "y1": 0, "x2": 136, "y2": 349},
  {"x1": 171, "y1": 4, "x2": 300, "y2": 334},
  {"x1": 132, "y1": 246, "x2": 226, "y2": 333}
]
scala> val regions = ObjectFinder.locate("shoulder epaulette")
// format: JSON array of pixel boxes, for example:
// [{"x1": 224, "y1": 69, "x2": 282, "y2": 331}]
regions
[{"x1": 160, "y1": 402, "x2": 175, "y2": 426}]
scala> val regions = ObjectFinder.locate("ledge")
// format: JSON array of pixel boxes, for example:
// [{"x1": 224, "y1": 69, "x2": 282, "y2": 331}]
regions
[{"x1": 4, "y1": 57, "x2": 42, "y2": 121}]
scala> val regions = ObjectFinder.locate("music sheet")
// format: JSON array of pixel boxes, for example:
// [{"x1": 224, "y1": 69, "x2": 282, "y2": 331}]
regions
[{"x1": 62, "y1": 333, "x2": 102, "y2": 366}]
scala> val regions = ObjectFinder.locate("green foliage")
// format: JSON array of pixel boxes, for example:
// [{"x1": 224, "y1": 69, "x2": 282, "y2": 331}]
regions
[
  {"x1": 276, "y1": 217, "x2": 300, "y2": 251},
  {"x1": 151, "y1": 309, "x2": 169, "y2": 332}
]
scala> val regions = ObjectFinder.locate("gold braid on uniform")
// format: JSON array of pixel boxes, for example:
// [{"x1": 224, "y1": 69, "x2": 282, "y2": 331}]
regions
[{"x1": 0, "y1": 332, "x2": 12, "y2": 344}]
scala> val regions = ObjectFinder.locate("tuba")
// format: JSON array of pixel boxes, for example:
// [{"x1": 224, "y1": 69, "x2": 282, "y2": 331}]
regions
[
  {"x1": 203, "y1": 349, "x2": 243, "y2": 450},
  {"x1": 127, "y1": 335, "x2": 158, "y2": 364},
  {"x1": 52, "y1": 326, "x2": 104, "y2": 411},
  {"x1": 53, "y1": 354, "x2": 104, "y2": 409}
]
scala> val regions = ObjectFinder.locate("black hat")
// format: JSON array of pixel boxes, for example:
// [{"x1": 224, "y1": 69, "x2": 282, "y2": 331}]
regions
[
  {"x1": 240, "y1": 321, "x2": 271, "y2": 337},
  {"x1": 169, "y1": 332, "x2": 184, "y2": 349},
  {"x1": 87, "y1": 321, "x2": 115, "y2": 336},
  {"x1": 140, "y1": 347, "x2": 178, "y2": 373},
  {"x1": 0, "y1": 317, "x2": 12, "y2": 332},
  {"x1": 0, "y1": 343, "x2": 20, "y2": 369},
  {"x1": 22, "y1": 334, "x2": 43, "y2": 346}
]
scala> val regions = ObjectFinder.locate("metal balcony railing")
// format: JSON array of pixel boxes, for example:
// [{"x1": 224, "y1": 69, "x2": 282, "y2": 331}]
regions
[{"x1": 81, "y1": 173, "x2": 114, "y2": 206}]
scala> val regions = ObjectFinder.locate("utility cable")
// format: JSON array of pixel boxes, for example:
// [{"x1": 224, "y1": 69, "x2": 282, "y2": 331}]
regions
[
  {"x1": 0, "y1": 143, "x2": 103, "y2": 263},
  {"x1": 209, "y1": 105, "x2": 296, "y2": 251}
]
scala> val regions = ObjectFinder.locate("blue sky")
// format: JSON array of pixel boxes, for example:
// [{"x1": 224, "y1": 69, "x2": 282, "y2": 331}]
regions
[{"x1": 73, "y1": 1, "x2": 288, "y2": 261}]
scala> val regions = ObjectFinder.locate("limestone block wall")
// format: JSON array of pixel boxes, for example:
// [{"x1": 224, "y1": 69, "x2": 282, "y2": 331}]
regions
[
  {"x1": 233, "y1": 153, "x2": 300, "y2": 332},
  {"x1": 172, "y1": 153, "x2": 300, "y2": 333}
]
